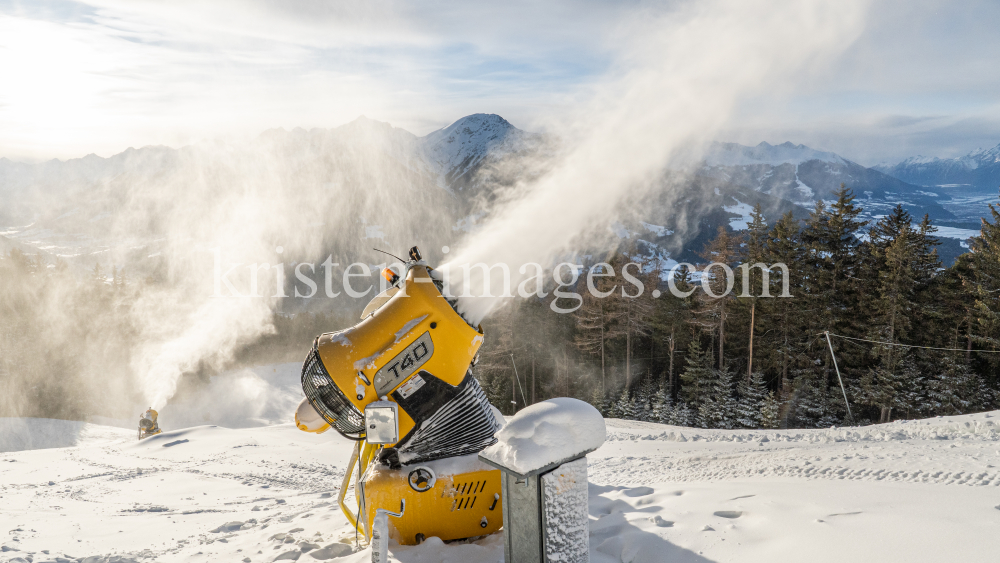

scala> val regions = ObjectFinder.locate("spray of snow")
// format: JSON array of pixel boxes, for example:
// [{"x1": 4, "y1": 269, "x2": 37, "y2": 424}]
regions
[{"x1": 443, "y1": 0, "x2": 870, "y2": 325}]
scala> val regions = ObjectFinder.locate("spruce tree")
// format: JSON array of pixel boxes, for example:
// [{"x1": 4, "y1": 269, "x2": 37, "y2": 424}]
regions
[
  {"x1": 922, "y1": 355, "x2": 977, "y2": 416},
  {"x1": 740, "y1": 203, "x2": 769, "y2": 384},
  {"x1": 651, "y1": 264, "x2": 694, "y2": 398},
  {"x1": 970, "y1": 195, "x2": 1000, "y2": 374},
  {"x1": 590, "y1": 387, "x2": 608, "y2": 416},
  {"x1": 788, "y1": 368, "x2": 837, "y2": 427},
  {"x1": 699, "y1": 365, "x2": 736, "y2": 429},
  {"x1": 736, "y1": 370, "x2": 768, "y2": 428},
  {"x1": 574, "y1": 264, "x2": 623, "y2": 396},
  {"x1": 762, "y1": 211, "x2": 804, "y2": 393},
  {"x1": 760, "y1": 392, "x2": 781, "y2": 429},
  {"x1": 695, "y1": 227, "x2": 740, "y2": 371},
  {"x1": 652, "y1": 385, "x2": 672, "y2": 423},
  {"x1": 669, "y1": 401, "x2": 693, "y2": 427},
  {"x1": 635, "y1": 376, "x2": 657, "y2": 421},
  {"x1": 680, "y1": 339, "x2": 714, "y2": 412},
  {"x1": 609, "y1": 388, "x2": 629, "y2": 419}
]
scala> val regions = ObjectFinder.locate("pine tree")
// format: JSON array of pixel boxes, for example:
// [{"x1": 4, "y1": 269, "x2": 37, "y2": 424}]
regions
[
  {"x1": 760, "y1": 392, "x2": 781, "y2": 429},
  {"x1": 652, "y1": 385, "x2": 672, "y2": 423},
  {"x1": 860, "y1": 205, "x2": 941, "y2": 422},
  {"x1": 762, "y1": 211, "x2": 804, "y2": 394},
  {"x1": 735, "y1": 370, "x2": 768, "y2": 428},
  {"x1": 741, "y1": 203, "x2": 768, "y2": 384},
  {"x1": 612, "y1": 388, "x2": 634, "y2": 420},
  {"x1": 669, "y1": 401, "x2": 693, "y2": 427},
  {"x1": 802, "y1": 185, "x2": 866, "y2": 322},
  {"x1": 590, "y1": 387, "x2": 608, "y2": 416},
  {"x1": 969, "y1": 195, "x2": 1000, "y2": 372},
  {"x1": 680, "y1": 339, "x2": 713, "y2": 411},
  {"x1": 698, "y1": 365, "x2": 736, "y2": 429},
  {"x1": 651, "y1": 264, "x2": 694, "y2": 398},
  {"x1": 789, "y1": 367, "x2": 839, "y2": 427},
  {"x1": 694, "y1": 227, "x2": 740, "y2": 371},
  {"x1": 574, "y1": 264, "x2": 623, "y2": 396},
  {"x1": 634, "y1": 375, "x2": 657, "y2": 421},
  {"x1": 605, "y1": 251, "x2": 655, "y2": 390}
]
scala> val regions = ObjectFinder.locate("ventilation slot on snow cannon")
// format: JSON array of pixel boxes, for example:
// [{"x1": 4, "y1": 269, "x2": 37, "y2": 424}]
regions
[{"x1": 301, "y1": 345, "x2": 365, "y2": 438}]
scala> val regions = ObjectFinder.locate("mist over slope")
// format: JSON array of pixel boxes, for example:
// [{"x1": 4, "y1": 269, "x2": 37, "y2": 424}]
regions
[
  {"x1": 0, "y1": 112, "x2": 990, "y2": 420},
  {"x1": 2, "y1": 116, "x2": 975, "y2": 274}
]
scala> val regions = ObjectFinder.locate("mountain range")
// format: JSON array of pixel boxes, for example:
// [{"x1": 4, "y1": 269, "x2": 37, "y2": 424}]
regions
[
  {"x1": 875, "y1": 145, "x2": 1000, "y2": 193},
  {"x1": 0, "y1": 114, "x2": 993, "y2": 276}
]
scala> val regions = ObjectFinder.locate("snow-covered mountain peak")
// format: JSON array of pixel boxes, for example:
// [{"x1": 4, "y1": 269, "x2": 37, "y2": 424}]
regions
[
  {"x1": 419, "y1": 113, "x2": 531, "y2": 185},
  {"x1": 974, "y1": 143, "x2": 1000, "y2": 164},
  {"x1": 422, "y1": 114, "x2": 520, "y2": 159},
  {"x1": 873, "y1": 141, "x2": 1000, "y2": 192},
  {"x1": 705, "y1": 141, "x2": 846, "y2": 167},
  {"x1": 888, "y1": 143, "x2": 1000, "y2": 170},
  {"x1": 427, "y1": 113, "x2": 515, "y2": 140}
]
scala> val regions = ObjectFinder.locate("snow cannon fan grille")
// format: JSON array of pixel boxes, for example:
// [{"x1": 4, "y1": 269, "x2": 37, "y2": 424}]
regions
[
  {"x1": 301, "y1": 344, "x2": 365, "y2": 438},
  {"x1": 390, "y1": 371, "x2": 500, "y2": 465}
]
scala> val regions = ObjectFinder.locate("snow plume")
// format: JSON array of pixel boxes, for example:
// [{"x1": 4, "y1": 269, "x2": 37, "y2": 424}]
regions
[
  {"x1": 443, "y1": 0, "x2": 870, "y2": 325},
  {"x1": 107, "y1": 126, "x2": 453, "y2": 411}
]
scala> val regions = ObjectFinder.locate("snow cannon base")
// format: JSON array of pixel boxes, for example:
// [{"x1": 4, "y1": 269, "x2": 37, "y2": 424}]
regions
[{"x1": 363, "y1": 462, "x2": 503, "y2": 545}]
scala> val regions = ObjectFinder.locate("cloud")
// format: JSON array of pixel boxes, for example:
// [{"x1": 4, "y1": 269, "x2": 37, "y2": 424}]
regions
[
  {"x1": 0, "y1": 0, "x2": 624, "y2": 159},
  {"x1": 2, "y1": 0, "x2": 1000, "y2": 163},
  {"x1": 876, "y1": 115, "x2": 944, "y2": 129}
]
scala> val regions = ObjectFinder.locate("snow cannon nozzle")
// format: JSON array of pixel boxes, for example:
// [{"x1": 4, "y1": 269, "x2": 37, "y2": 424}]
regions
[{"x1": 408, "y1": 246, "x2": 421, "y2": 262}]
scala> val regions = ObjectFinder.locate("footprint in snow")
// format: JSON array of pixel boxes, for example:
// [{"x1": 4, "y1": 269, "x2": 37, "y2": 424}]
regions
[
  {"x1": 622, "y1": 486, "x2": 655, "y2": 498},
  {"x1": 713, "y1": 511, "x2": 743, "y2": 519}
]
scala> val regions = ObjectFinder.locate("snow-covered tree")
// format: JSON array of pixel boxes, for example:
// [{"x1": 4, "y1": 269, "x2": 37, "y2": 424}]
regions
[
  {"x1": 668, "y1": 400, "x2": 692, "y2": 426},
  {"x1": 760, "y1": 392, "x2": 781, "y2": 429},
  {"x1": 735, "y1": 371, "x2": 768, "y2": 428},
  {"x1": 698, "y1": 365, "x2": 736, "y2": 429},
  {"x1": 790, "y1": 369, "x2": 841, "y2": 427},
  {"x1": 652, "y1": 385, "x2": 672, "y2": 423},
  {"x1": 680, "y1": 339, "x2": 713, "y2": 411}
]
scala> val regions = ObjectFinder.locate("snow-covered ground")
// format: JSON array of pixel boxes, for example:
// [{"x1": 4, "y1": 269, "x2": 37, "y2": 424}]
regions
[{"x1": 3, "y1": 385, "x2": 1000, "y2": 563}]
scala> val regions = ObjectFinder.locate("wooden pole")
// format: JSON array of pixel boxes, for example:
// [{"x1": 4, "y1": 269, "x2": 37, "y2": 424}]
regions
[
  {"x1": 824, "y1": 331, "x2": 853, "y2": 423},
  {"x1": 747, "y1": 302, "x2": 755, "y2": 383},
  {"x1": 531, "y1": 356, "x2": 536, "y2": 405}
]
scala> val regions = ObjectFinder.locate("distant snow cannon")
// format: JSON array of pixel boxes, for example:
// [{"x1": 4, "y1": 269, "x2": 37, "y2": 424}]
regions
[
  {"x1": 137, "y1": 408, "x2": 162, "y2": 440},
  {"x1": 295, "y1": 246, "x2": 504, "y2": 547}
]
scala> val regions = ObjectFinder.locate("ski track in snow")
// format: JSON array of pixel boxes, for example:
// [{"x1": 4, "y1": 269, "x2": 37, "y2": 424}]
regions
[{"x1": 2, "y1": 407, "x2": 1000, "y2": 563}]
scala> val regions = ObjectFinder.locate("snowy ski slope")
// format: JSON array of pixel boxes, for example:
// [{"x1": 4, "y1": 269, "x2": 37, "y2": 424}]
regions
[{"x1": 2, "y1": 394, "x2": 999, "y2": 562}]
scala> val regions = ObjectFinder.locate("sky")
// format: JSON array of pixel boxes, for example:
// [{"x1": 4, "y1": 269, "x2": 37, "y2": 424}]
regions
[{"x1": 0, "y1": 0, "x2": 998, "y2": 166}]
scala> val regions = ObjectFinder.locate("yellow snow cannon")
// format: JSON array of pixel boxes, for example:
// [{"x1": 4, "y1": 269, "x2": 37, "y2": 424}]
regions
[
  {"x1": 297, "y1": 246, "x2": 504, "y2": 545},
  {"x1": 138, "y1": 408, "x2": 162, "y2": 440}
]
